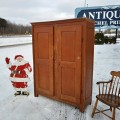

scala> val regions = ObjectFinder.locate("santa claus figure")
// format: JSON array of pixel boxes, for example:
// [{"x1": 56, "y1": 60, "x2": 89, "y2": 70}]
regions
[{"x1": 5, "y1": 55, "x2": 32, "y2": 96}]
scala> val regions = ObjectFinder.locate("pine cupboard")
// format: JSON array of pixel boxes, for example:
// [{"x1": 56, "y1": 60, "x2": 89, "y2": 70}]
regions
[{"x1": 31, "y1": 18, "x2": 94, "y2": 112}]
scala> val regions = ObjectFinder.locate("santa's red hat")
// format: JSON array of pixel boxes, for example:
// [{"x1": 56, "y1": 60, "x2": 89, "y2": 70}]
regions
[{"x1": 14, "y1": 55, "x2": 24, "y2": 60}]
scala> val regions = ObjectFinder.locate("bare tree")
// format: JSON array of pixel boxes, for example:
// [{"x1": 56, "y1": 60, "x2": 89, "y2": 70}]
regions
[{"x1": 0, "y1": 18, "x2": 31, "y2": 35}]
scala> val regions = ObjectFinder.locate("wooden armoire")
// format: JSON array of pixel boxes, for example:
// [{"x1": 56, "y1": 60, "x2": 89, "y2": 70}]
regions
[{"x1": 31, "y1": 18, "x2": 94, "y2": 112}]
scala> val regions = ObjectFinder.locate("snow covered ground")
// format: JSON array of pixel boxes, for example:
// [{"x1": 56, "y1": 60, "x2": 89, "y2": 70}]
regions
[
  {"x1": 0, "y1": 36, "x2": 120, "y2": 120},
  {"x1": 0, "y1": 36, "x2": 32, "y2": 46}
]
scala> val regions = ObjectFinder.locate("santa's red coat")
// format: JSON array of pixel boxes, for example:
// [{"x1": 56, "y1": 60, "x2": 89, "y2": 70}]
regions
[{"x1": 7, "y1": 60, "x2": 32, "y2": 88}]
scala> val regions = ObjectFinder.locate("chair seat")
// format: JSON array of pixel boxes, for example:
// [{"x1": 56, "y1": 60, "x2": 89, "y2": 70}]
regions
[{"x1": 96, "y1": 94, "x2": 120, "y2": 108}]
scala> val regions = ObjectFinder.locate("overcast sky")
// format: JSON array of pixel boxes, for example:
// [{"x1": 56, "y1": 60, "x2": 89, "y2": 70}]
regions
[{"x1": 0, "y1": 0, "x2": 120, "y2": 25}]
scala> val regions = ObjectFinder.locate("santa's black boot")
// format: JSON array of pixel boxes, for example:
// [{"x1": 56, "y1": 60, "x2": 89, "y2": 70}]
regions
[
  {"x1": 22, "y1": 91, "x2": 29, "y2": 96},
  {"x1": 14, "y1": 91, "x2": 21, "y2": 96}
]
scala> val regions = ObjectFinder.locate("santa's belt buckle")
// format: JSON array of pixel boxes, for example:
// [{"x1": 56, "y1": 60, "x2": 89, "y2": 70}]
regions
[{"x1": 12, "y1": 70, "x2": 21, "y2": 74}]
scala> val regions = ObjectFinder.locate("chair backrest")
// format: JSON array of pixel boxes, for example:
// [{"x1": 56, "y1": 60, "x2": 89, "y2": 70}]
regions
[
  {"x1": 98, "y1": 71, "x2": 120, "y2": 104},
  {"x1": 109, "y1": 71, "x2": 120, "y2": 97}
]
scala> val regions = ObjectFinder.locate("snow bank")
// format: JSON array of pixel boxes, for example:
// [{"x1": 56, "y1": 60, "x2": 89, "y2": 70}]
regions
[{"x1": 0, "y1": 36, "x2": 32, "y2": 47}]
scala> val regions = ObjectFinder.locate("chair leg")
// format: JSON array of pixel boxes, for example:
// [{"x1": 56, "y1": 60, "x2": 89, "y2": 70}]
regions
[
  {"x1": 110, "y1": 107, "x2": 112, "y2": 111},
  {"x1": 91, "y1": 98, "x2": 98, "y2": 118},
  {"x1": 112, "y1": 108, "x2": 116, "y2": 120}
]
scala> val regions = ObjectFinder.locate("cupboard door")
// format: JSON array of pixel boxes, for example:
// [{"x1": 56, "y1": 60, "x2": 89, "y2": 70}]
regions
[
  {"x1": 55, "y1": 24, "x2": 82, "y2": 103},
  {"x1": 34, "y1": 26, "x2": 54, "y2": 96}
]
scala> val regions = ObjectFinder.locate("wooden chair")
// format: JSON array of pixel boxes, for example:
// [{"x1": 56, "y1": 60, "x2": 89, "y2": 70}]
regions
[{"x1": 91, "y1": 71, "x2": 120, "y2": 120}]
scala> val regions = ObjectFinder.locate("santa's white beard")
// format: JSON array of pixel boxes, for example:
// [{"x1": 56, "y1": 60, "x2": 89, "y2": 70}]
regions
[{"x1": 13, "y1": 59, "x2": 28, "y2": 66}]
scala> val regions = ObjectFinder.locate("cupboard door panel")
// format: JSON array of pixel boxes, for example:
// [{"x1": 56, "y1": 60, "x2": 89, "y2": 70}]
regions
[
  {"x1": 61, "y1": 31, "x2": 75, "y2": 62},
  {"x1": 61, "y1": 67, "x2": 75, "y2": 97},
  {"x1": 56, "y1": 24, "x2": 82, "y2": 103},
  {"x1": 34, "y1": 26, "x2": 54, "y2": 96}
]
